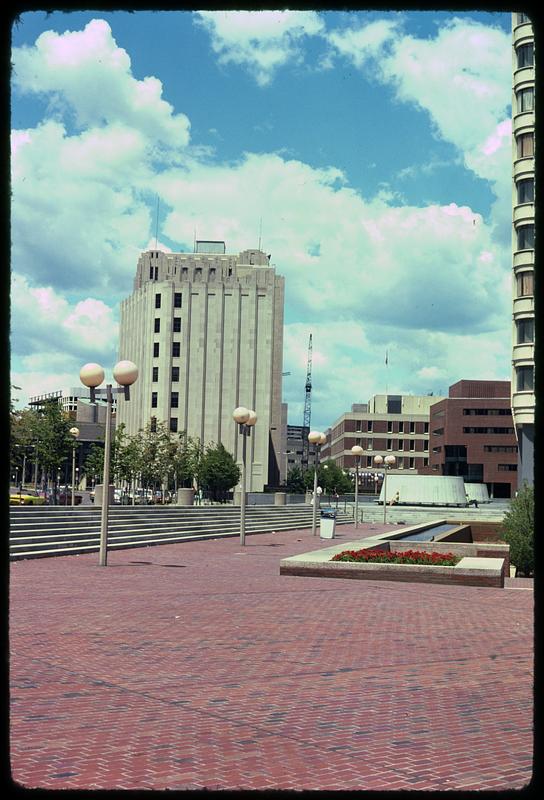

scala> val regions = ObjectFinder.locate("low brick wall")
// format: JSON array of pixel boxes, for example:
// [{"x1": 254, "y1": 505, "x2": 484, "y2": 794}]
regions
[{"x1": 280, "y1": 559, "x2": 504, "y2": 588}]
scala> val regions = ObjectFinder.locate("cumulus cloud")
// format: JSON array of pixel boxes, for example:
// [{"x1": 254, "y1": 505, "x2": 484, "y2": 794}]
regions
[
  {"x1": 194, "y1": 10, "x2": 324, "y2": 86},
  {"x1": 327, "y1": 16, "x2": 511, "y2": 192},
  {"x1": 158, "y1": 152, "x2": 509, "y2": 335},
  {"x1": 12, "y1": 19, "x2": 190, "y2": 148},
  {"x1": 11, "y1": 275, "x2": 118, "y2": 372}
]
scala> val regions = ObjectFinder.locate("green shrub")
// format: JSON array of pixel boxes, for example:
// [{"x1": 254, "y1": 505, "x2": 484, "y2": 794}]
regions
[{"x1": 501, "y1": 484, "x2": 534, "y2": 576}]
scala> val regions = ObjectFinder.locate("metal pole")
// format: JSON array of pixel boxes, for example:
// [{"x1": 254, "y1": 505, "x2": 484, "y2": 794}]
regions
[
  {"x1": 354, "y1": 460, "x2": 359, "y2": 528},
  {"x1": 22, "y1": 452, "x2": 27, "y2": 489},
  {"x1": 99, "y1": 384, "x2": 113, "y2": 566},
  {"x1": 240, "y1": 427, "x2": 247, "y2": 546},
  {"x1": 311, "y1": 446, "x2": 319, "y2": 536},
  {"x1": 383, "y1": 468, "x2": 388, "y2": 525},
  {"x1": 34, "y1": 447, "x2": 38, "y2": 490},
  {"x1": 71, "y1": 445, "x2": 76, "y2": 507}
]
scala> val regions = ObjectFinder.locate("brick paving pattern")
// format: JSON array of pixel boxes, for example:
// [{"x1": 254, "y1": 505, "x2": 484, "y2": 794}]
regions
[{"x1": 10, "y1": 522, "x2": 533, "y2": 790}]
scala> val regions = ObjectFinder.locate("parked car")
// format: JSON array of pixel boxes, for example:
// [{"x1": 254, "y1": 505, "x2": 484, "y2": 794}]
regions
[
  {"x1": 10, "y1": 487, "x2": 46, "y2": 506},
  {"x1": 57, "y1": 492, "x2": 83, "y2": 506}
]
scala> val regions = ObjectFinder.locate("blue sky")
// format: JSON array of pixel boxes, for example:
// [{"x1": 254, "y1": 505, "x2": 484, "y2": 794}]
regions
[{"x1": 11, "y1": 9, "x2": 513, "y2": 431}]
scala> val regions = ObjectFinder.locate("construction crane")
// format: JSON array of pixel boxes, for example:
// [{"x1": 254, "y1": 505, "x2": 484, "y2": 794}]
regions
[{"x1": 301, "y1": 334, "x2": 313, "y2": 472}]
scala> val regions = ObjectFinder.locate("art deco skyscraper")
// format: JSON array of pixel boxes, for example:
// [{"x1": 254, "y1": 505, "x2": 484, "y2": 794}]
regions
[
  {"x1": 117, "y1": 242, "x2": 285, "y2": 492},
  {"x1": 511, "y1": 12, "x2": 534, "y2": 485}
]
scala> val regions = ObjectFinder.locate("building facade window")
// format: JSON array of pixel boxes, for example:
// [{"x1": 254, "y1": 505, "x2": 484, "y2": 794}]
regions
[
  {"x1": 152, "y1": 367, "x2": 158, "y2": 382},
  {"x1": 516, "y1": 42, "x2": 534, "y2": 68},
  {"x1": 155, "y1": 293, "x2": 161, "y2": 309},
  {"x1": 173, "y1": 317, "x2": 182, "y2": 333},
  {"x1": 172, "y1": 367, "x2": 180, "y2": 382},
  {"x1": 171, "y1": 392, "x2": 179, "y2": 408},
  {"x1": 409, "y1": 421, "x2": 415, "y2": 434},
  {"x1": 172, "y1": 341, "x2": 180, "y2": 357},
  {"x1": 498, "y1": 464, "x2": 518, "y2": 472},
  {"x1": 151, "y1": 392, "x2": 157, "y2": 408},
  {"x1": 516, "y1": 318, "x2": 534, "y2": 344},
  {"x1": 387, "y1": 439, "x2": 392, "y2": 450},
  {"x1": 409, "y1": 440, "x2": 415, "y2": 451},
  {"x1": 170, "y1": 418, "x2": 178, "y2": 433},
  {"x1": 517, "y1": 12, "x2": 530, "y2": 24},
  {"x1": 154, "y1": 318, "x2": 160, "y2": 333},
  {"x1": 367, "y1": 421, "x2": 373, "y2": 432},
  {"x1": 174, "y1": 292, "x2": 182, "y2": 308},
  {"x1": 517, "y1": 87, "x2": 534, "y2": 113},
  {"x1": 398, "y1": 421, "x2": 404, "y2": 433},
  {"x1": 517, "y1": 178, "x2": 534, "y2": 204},
  {"x1": 463, "y1": 426, "x2": 515, "y2": 434},
  {"x1": 153, "y1": 342, "x2": 159, "y2": 357},
  {"x1": 517, "y1": 224, "x2": 534, "y2": 250},
  {"x1": 517, "y1": 271, "x2": 534, "y2": 297},
  {"x1": 516, "y1": 365, "x2": 534, "y2": 392},
  {"x1": 149, "y1": 265, "x2": 154, "y2": 279},
  {"x1": 409, "y1": 457, "x2": 415, "y2": 469},
  {"x1": 517, "y1": 132, "x2": 534, "y2": 158},
  {"x1": 387, "y1": 421, "x2": 393, "y2": 433}
]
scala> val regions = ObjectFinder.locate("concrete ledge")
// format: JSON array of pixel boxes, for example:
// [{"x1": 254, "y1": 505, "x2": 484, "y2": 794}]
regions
[{"x1": 279, "y1": 540, "x2": 505, "y2": 588}]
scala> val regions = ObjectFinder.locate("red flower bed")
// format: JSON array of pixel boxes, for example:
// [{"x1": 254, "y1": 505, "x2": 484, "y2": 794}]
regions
[{"x1": 331, "y1": 548, "x2": 460, "y2": 566}]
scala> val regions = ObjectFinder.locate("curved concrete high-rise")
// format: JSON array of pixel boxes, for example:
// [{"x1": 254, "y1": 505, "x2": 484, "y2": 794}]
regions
[{"x1": 512, "y1": 12, "x2": 534, "y2": 486}]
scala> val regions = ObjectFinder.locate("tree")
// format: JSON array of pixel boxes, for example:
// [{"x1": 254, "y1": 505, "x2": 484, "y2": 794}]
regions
[
  {"x1": 199, "y1": 442, "x2": 240, "y2": 501},
  {"x1": 172, "y1": 432, "x2": 203, "y2": 490},
  {"x1": 83, "y1": 444, "x2": 105, "y2": 486},
  {"x1": 501, "y1": 484, "x2": 534, "y2": 576},
  {"x1": 32, "y1": 401, "x2": 74, "y2": 501},
  {"x1": 286, "y1": 466, "x2": 305, "y2": 494}
]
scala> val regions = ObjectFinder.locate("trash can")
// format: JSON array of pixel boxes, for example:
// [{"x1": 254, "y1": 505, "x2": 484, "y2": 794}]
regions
[{"x1": 320, "y1": 508, "x2": 336, "y2": 539}]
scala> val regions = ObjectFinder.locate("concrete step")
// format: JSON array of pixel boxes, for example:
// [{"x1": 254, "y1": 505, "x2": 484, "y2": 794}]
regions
[{"x1": 10, "y1": 505, "x2": 352, "y2": 560}]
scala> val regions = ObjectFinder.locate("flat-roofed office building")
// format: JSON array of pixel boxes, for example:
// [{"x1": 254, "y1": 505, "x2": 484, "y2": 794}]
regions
[
  {"x1": 321, "y1": 394, "x2": 445, "y2": 490},
  {"x1": 512, "y1": 12, "x2": 535, "y2": 485},
  {"x1": 117, "y1": 242, "x2": 285, "y2": 492}
]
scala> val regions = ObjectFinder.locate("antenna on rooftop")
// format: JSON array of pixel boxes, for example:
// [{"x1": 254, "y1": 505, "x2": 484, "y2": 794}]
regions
[
  {"x1": 154, "y1": 195, "x2": 160, "y2": 249},
  {"x1": 258, "y1": 217, "x2": 262, "y2": 251},
  {"x1": 193, "y1": 228, "x2": 197, "y2": 253}
]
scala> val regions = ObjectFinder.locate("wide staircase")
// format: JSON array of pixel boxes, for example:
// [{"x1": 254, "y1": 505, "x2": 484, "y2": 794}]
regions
[{"x1": 9, "y1": 504, "x2": 353, "y2": 561}]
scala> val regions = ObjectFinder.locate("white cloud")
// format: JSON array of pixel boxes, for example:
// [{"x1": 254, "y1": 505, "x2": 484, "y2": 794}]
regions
[
  {"x1": 12, "y1": 19, "x2": 190, "y2": 148},
  {"x1": 159, "y1": 152, "x2": 510, "y2": 335},
  {"x1": 11, "y1": 275, "x2": 119, "y2": 392},
  {"x1": 194, "y1": 10, "x2": 324, "y2": 86},
  {"x1": 327, "y1": 17, "x2": 511, "y2": 191}
]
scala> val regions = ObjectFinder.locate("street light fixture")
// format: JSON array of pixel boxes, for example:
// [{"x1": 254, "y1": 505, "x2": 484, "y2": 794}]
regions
[
  {"x1": 351, "y1": 444, "x2": 364, "y2": 528},
  {"x1": 69, "y1": 427, "x2": 80, "y2": 507},
  {"x1": 233, "y1": 406, "x2": 258, "y2": 546},
  {"x1": 373, "y1": 454, "x2": 396, "y2": 524},
  {"x1": 80, "y1": 360, "x2": 138, "y2": 566},
  {"x1": 308, "y1": 430, "x2": 326, "y2": 536}
]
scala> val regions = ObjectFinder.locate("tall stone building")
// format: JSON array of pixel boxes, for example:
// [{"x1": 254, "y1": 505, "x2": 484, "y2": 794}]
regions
[
  {"x1": 117, "y1": 242, "x2": 285, "y2": 491},
  {"x1": 512, "y1": 12, "x2": 535, "y2": 485}
]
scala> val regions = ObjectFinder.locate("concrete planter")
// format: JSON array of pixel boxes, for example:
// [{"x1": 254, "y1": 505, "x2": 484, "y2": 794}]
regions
[
  {"x1": 177, "y1": 488, "x2": 195, "y2": 506},
  {"x1": 274, "y1": 492, "x2": 286, "y2": 506},
  {"x1": 94, "y1": 484, "x2": 115, "y2": 506}
]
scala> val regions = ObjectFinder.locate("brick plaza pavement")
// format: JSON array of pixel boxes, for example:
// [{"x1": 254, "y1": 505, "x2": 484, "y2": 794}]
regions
[{"x1": 10, "y1": 522, "x2": 533, "y2": 791}]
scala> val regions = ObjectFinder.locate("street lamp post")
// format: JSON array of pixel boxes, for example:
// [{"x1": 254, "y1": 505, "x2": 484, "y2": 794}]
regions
[
  {"x1": 80, "y1": 360, "x2": 138, "y2": 566},
  {"x1": 233, "y1": 406, "x2": 258, "y2": 546},
  {"x1": 69, "y1": 427, "x2": 80, "y2": 507},
  {"x1": 373, "y1": 454, "x2": 396, "y2": 524},
  {"x1": 351, "y1": 444, "x2": 364, "y2": 528},
  {"x1": 308, "y1": 430, "x2": 326, "y2": 536}
]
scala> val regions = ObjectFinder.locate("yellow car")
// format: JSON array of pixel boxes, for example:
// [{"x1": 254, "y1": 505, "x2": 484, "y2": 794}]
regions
[{"x1": 9, "y1": 487, "x2": 46, "y2": 506}]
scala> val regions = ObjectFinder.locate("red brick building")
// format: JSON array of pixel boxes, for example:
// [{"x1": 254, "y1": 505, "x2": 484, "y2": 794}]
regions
[{"x1": 425, "y1": 380, "x2": 518, "y2": 498}]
